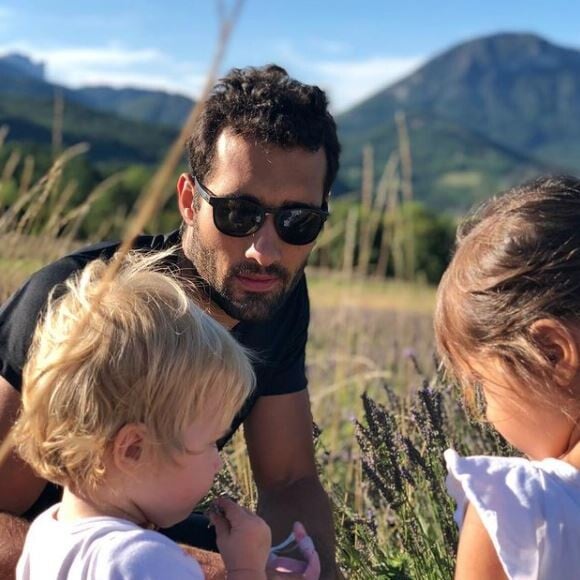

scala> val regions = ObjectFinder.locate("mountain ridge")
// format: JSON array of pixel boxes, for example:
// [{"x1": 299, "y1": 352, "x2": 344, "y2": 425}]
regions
[
  {"x1": 335, "y1": 32, "x2": 580, "y2": 206},
  {"x1": 339, "y1": 32, "x2": 580, "y2": 165},
  {"x1": 2, "y1": 33, "x2": 580, "y2": 211},
  {"x1": 0, "y1": 53, "x2": 195, "y2": 129}
]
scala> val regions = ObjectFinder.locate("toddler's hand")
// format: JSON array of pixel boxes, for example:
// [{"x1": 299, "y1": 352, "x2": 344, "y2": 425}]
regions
[{"x1": 209, "y1": 496, "x2": 271, "y2": 577}]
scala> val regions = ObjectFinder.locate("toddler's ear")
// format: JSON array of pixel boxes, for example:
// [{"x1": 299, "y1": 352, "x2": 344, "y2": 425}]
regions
[
  {"x1": 530, "y1": 319, "x2": 580, "y2": 388},
  {"x1": 112, "y1": 423, "x2": 149, "y2": 472}
]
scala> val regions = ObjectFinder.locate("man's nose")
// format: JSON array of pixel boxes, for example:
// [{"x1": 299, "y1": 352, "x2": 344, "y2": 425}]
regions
[{"x1": 244, "y1": 217, "x2": 282, "y2": 267}]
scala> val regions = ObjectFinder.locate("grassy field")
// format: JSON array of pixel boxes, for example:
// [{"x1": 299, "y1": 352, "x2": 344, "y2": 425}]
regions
[
  {"x1": 0, "y1": 149, "x2": 512, "y2": 579},
  {"x1": 305, "y1": 274, "x2": 513, "y2": 578},
  {"x1": 308, "y1": 269, "x2": 436, "y2": 314},
  {"x1": 219, "y1": 270, "x2": 510, "y2": 578},
  {"x1": 1, "y1": 240, "x2": 498, "y2": 578}
]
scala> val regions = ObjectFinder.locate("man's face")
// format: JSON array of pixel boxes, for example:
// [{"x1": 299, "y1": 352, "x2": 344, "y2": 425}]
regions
[{"x1": 180, "y1": 130, "x2": 326, "y2": 322}]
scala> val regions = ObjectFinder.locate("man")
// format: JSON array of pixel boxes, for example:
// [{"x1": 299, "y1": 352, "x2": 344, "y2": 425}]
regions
[{"x1": 0, "y1": 65, "x2": 341, "y2": 579}]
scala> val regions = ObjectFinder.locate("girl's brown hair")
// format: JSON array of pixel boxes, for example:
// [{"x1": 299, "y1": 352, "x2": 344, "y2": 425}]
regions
[{"x1": 434, "y1": 175, "x2": 580, "y2": 412}]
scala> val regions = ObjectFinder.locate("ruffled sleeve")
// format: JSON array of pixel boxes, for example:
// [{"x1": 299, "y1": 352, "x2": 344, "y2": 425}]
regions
[{"x1": 444, "y1": 449, "x2": 543, "y2": 579}]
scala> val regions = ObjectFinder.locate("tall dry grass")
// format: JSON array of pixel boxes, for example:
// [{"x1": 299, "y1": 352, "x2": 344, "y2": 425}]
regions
[{"x1": 0, "y1": 0, "x2": 244, "y2": 462}]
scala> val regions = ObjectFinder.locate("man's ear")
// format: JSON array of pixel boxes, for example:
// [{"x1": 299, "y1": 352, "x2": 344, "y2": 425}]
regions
[
  {"x1": 177, "y1": 173, "x2": 196, "y2": 225},
  {"x1": 530, "y1": 319, "x2": 580, "y2": 388},
  {"x1": 112, "y1": 423, "x2": 149, "y2": 473}
]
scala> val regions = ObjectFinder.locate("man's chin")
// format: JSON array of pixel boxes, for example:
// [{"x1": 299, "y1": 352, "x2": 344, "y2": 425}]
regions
[
  {"x1": 226, "y1": 296, "x2": 282, "y2": 322},
  {"x1": 215, "y1": 289, "x2": 286, "y2": 322},
  {"x1": 210, "y1": 266, "x2": 305, "y2": 322}
]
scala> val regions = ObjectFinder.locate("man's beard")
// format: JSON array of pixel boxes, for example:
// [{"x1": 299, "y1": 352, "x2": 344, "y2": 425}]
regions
[{"x1": 184, "y1": 231, "x2": 307, "y2": 322}]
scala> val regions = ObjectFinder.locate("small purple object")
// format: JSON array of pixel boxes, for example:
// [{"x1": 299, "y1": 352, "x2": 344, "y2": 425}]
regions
[{"x1": 267, "y1": 522, "x2": 320, "y2": 579}]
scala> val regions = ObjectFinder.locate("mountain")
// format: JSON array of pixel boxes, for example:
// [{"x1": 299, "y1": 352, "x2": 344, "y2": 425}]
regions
[
  {"x1": 0, "y1": 53, "x2": 194, "y2": 129},
  {"x1": 0, "y1": 53, "x2": 45, "y2": 80},
  {"x1": 337, "y1": 33, "x2": 580, "y2": 209},
  {"x1": 0, "y1": 94, "x2": 176, "y2": 168},
  {"x1": 0, "y1": 54, "x2": 56, "y2": 100},
  {"x1": 0, "y1": 53, "x2": 197, "y2": 169},
  {"x1": 339, "y1": 111, "x2": 551, "y2": 211},
  {"x1": 3, "y1": 36, "x2": 580, "y2": 212},
  {"x1": 73, "y1": 87, "x2": 194, "y2": 129}
]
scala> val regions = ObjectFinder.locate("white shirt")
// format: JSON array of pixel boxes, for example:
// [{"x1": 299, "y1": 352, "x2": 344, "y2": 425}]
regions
[
  {"x1": 17, "y1": 504, "x2": 204, "y2": 580},
  {"x1": 445, "y1": 448, "x2": 580, "y2": 580}
]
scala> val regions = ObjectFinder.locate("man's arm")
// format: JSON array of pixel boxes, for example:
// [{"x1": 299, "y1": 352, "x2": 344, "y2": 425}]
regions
[
  {"x1": 180, "y1": 546, "x2": 226, "y2": 580},
  {"x1": 0, "y1": 512, "x2": 28, "y2": 580},
  {"x1": 0, "y1": 376, "x2": 47, "y2": 579},
  {"x1": 0, "y1": 377, "x2": 47, "y2": 515},
  {"x1": 244, "y1": 390, "x2": 340, "y2": 580}
]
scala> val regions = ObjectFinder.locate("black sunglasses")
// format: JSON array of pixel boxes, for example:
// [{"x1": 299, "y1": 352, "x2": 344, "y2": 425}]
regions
[{"x1": 193, "y1": 177, "x2": 329, "y2": 246}]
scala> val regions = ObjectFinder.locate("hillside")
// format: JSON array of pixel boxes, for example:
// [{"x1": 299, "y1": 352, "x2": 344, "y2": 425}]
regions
[
  {"x1": 0, "y1": 56, "x2": 56, "y2": 101},
  {"x1": 339, "y1": 111, "x2": 552, "y2": 211},
  {"x1": 0, "y1": 53, "x2": 194, "y2": 129},
  {"x1": 0, "y1": 53, "x2": 188, "y2": 168},
  {"x1": 3, "y1": 35, "x2": 580, "y2": 212},
  {"x1": 0, "y1": 95, "x2": 176, "y2": 167},
  {"x1": 73, "y1": 87, "x2": 194, "y2": 129},
  {"x1": 337, "y1": 33, "x2": 580, "y2": 207}
]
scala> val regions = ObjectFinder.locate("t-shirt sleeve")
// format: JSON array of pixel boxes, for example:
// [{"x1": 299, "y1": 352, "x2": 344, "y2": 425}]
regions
[
  {"x1": 0, "y1": 264, "x2": 73, "y2": 391},
  {"x1": 444, "y1": 449, "x2": 543, "y2": 579},
  {"x1": 95, "y1": 531, "x2": 205, "y2": 580},
  {"x1": 0, "y1": 234, "x2": 175, "y2": 392},
  {"x1": 259, "y1": 275, "x2": 309, "y2": 396}
]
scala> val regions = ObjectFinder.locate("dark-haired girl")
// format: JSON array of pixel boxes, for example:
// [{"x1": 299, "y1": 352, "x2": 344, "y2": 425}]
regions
[{"x1": 435, "y1": 176, "x2": 580, "y2": 579}]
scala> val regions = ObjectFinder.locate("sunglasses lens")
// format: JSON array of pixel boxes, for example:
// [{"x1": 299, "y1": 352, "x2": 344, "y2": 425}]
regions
[
  {"x1": 213, "y1": 199, "x2": 262, "y2": 236},
  {"x1": 276, "y1": 209, "x2": 325, "y2": 245}
]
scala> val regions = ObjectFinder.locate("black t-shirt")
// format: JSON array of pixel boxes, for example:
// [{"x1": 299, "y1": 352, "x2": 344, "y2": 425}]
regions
[{"x1": 0, "y1": 231, "x2": 309, "y2": 519}]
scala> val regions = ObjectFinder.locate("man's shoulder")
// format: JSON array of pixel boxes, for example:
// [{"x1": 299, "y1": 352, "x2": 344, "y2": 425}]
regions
[
  {"x1": 59, "y1": 230, "x2": 180, "y2": 269},
  {"x1": 0, "y1": 231, "x2": 181, "y2": 390},
  {"x1": 3, "y1": 231, "x2": 181, "y2": 308},
  {"x1": 2, "y1": 242, "x2": 115, "y2": 316}
]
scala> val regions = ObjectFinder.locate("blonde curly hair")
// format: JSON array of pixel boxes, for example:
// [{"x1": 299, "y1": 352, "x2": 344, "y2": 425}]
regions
[{"x1": 13, "y1": 249, "x2": 255, "y2": 492}]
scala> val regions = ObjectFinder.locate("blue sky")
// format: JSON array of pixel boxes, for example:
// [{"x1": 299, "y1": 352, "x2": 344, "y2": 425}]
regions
[{"x1": 1, "y1": 0, "x2": 580, "y2": 112}]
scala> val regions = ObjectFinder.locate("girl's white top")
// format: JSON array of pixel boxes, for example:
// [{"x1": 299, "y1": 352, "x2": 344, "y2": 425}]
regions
[
  {"x1": 17, "y1": 504, "x2": 204, "y2": 579},
  {"x1": 445, "y1": 448, "x2": 580, "y2": 580}
]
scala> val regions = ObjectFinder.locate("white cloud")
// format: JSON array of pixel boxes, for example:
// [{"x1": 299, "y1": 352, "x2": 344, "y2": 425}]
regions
[
  {"x1": 0, "y1": 38, "x2": 423, "y2": 110},
  {"x1": 74, "y1": 71, "x2": 206, "y2": 97},
  {"x1": 314, "y1": 56, "x2": 425, "y2": 112},
  {"x1": 275, "y1": 42, "x2": 424, "y2": 113},
  {"x1": 40, "y1": 45, "x2": 163, "y2": 68},
  {"x1": 0, "y1": 42, "x2": 205, "y2": 98}
]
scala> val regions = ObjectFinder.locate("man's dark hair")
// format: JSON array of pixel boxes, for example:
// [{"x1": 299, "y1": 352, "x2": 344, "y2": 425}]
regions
[{"x1": 187, "y1": 64, "x2": 340, "y2": 197}]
